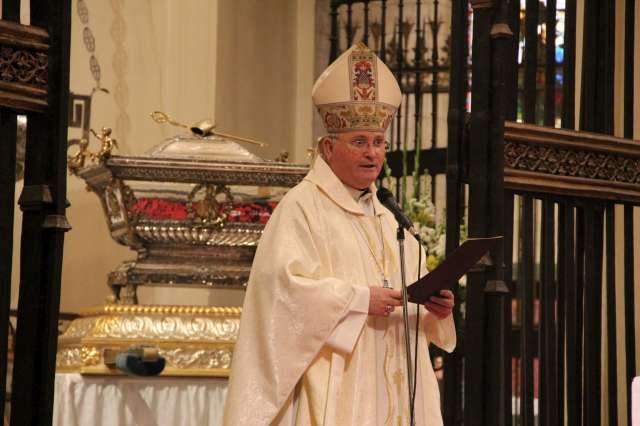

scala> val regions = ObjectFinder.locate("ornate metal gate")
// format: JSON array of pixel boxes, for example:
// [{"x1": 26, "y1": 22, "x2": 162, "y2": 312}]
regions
[
  {"x1": 324, "y1": 1, "x2": 638, "y2": 425},
  {"x1": 0, "y1": 1, "x2": 72, "y2": 424}
]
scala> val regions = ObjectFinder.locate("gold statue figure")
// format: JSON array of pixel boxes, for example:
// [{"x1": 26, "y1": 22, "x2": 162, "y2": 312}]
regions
[
  {"x1": 91, "y1": 127, "x2": 118, "y2": 161},
  {"x1": 67, "y1": 126, "x2": 119, "y2": 174},
  {"x1": 67, "y1": 137, "x2": 91, "y2": 173}
]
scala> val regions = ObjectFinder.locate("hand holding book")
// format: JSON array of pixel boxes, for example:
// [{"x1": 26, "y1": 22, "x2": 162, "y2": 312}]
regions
[
  {"x1": 407, "y1": 236, "x2": 503, "y2": 304},
  {"x1": 424, "y1": 289, "x2": 455, "y2": 319}
]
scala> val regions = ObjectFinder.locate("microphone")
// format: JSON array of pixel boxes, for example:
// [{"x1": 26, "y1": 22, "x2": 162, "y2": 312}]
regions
[{"x1": 376, "y1": 187, "x2": 420, "y2": 240}]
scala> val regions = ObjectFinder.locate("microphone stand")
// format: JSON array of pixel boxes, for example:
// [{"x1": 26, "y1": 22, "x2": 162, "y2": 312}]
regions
[{"x1": 397, "y1": 225, "x2": 415, "y2": 426}]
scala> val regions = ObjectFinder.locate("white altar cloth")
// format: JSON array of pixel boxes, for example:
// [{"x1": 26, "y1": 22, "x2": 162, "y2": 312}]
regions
[{"x1": 53, "y1": 373, "x2": 227, "y2": 426}]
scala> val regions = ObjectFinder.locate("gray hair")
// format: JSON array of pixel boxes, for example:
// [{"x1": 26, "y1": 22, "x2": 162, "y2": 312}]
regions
[{"x1": 317, "y1": 134, "x2": 339, "y2": 159}]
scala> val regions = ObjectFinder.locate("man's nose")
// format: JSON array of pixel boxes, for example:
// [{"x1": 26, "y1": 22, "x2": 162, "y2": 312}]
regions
[{"x1": 362, "y1": 143, "x2": 377, "y2": 157}]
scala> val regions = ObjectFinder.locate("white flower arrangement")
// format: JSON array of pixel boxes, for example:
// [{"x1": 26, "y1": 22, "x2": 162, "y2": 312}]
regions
[
  {"x1": 405, "y1": 195, "x2": 468, "y2": 317},
  {"x1": 405, "y1": 195, "x2": 468, "y2": 271},
  {"x1": 381, "y1": 129, "x2": 468, "y2": 315}
]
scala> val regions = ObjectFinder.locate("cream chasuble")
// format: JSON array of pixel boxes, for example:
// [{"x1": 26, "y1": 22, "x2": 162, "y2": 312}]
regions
[{"x1": 223, "y1": 157, "x2": 456, "y2": 426}]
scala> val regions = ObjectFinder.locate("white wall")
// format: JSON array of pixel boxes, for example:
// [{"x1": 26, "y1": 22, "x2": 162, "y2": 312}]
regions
[{"x1": 10, "y1": 0, "x2": 316, "y2": 313}]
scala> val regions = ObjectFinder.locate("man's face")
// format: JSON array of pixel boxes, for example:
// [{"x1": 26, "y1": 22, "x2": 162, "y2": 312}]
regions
[{"x1": 322, "y1": 131, "x2": 387, "y2": 189}]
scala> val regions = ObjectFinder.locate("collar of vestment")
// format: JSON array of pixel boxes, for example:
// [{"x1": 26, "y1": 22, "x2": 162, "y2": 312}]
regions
[
  {"x1": 344, "y1": 185, "x2": 372, "y2": 202},
  {"x1": 304, "y1": 156, "x2": 385, "y2": 216}
]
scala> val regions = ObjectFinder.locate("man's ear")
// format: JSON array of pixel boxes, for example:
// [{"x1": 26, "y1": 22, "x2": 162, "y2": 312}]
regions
[{"x1": 319, "y1": 136, "x2": 335, "y2": 160}]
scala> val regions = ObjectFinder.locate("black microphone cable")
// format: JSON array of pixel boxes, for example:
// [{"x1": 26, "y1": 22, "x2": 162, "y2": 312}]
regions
[
  {"x1": 411, "y1": 235, "x2": 422, "y2": 426},
  {"x1": 376, "y1": 187, "x2": 425, "y2": 424}
]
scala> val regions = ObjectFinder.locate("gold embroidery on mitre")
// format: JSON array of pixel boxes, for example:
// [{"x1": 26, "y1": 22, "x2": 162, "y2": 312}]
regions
[
  {"x1": 349, "y1": 43, "x2": 378, "y2": 101},
  {"x1": 318, "y1": 102, "x2": 397, "y2": 133}
]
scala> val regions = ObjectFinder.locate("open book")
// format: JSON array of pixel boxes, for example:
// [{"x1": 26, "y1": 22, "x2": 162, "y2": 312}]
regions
[{"x1": 407, "y1": 236, "x2": 503, "y2": 304}]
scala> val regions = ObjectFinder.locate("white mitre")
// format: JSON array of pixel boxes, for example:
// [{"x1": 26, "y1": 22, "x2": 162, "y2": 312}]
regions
[{"x1": 312, "y1": 42, "x2": 402, "y2": 133}]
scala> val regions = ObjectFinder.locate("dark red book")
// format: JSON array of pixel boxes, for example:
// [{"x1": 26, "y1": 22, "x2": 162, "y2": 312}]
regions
[{"x1": 407, "y1": 236, "x2": 503, "y2": 304}]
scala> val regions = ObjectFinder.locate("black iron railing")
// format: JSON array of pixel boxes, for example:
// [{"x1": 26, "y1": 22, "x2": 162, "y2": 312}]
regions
[
  {"x1": 0, "y1": 1, "x2": 72, "y2": 425},
  {"x1": 325, "y1": 1, "x2": 637, "y2": 425},
  {"x1": 329, "y1": 0, "x2": 451, "y2": 205}
]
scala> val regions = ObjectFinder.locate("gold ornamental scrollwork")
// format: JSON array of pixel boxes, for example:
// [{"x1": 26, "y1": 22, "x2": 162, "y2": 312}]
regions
[
  {"x1": 56, "y1": 347, "x2": 82, "y2": 369},
  {"x1": 80, "y1": 346, "x2": 101, "y2": 366},
  {"x1": 82, "y1": 305, "x2": 242, "y2": 316},
  {"x1": 56, "y1": 305, "x2": 242, "y2": 376},
  {"x1": 59, "y1": 305, "x2": 242, "y2": 342},
  {"x1": 160, "y1": 348, "x2": 233, "y2": 370},
  {"x1": 186, "y1": 184, "x2": 233, "y2": 226}
]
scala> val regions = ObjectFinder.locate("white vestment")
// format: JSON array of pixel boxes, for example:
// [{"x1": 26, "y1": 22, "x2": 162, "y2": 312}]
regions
[{"x1": 223, "y1": 157, "x2": 456, "y2": 426}]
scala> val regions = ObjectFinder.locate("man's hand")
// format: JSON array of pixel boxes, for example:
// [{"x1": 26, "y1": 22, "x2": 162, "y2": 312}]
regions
[
  {"x1": 369, "y1": 287, "x2": 403, "y2": 317},
  {"x1": 424, "y1": 290, "x2": 454, "y2": 319}
]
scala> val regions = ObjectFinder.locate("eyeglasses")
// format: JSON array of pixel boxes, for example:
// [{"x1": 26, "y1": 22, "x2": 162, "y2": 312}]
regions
[{"x1": 342, "y1": 137, "x2": 390, "y2": 152}]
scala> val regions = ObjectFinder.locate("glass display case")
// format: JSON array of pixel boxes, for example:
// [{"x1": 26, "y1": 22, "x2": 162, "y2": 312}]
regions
[
  {"x1": 75, "y1": 132, "x2": 307, "y2": 303},
  {"x1": 57, "y1": 129, "x2": 308, "y2": 377}
]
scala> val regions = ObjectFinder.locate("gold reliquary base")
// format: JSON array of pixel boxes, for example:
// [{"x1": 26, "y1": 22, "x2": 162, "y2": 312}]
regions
[{"x1": 56, "y1": 304, "x2": 241, "y2": 377}]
